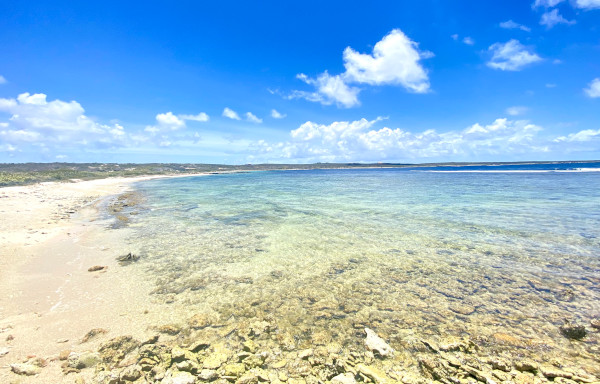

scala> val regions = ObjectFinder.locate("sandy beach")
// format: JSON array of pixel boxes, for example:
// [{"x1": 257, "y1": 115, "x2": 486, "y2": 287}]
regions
[{"x1": 0, "y1": 176, "x2": 192, "y2": 383}]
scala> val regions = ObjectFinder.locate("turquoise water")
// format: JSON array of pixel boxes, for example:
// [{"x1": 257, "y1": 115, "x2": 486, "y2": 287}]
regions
[{"x1": 126, "y1": 165, "x2": 600, "y2": 371}]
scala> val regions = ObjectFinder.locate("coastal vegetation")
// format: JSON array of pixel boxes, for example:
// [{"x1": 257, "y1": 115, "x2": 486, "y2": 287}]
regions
[{"x1": 1, "y1": 161, "x2": 596, "y2": 187}]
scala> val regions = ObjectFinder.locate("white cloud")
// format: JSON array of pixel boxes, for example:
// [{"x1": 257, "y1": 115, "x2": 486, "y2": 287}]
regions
[
  {"x1": 0, "y1": 92, "x2": 128, "y2": 151},
  {"x1": 574, "y1": 0, "x2": 600, "y2": 9},
  {"x1": 342, "y1": 29, "x2": 432, "y2": 92},
  {"x1": 222, "y1": 107, "x2": 241, "y2": 120},
  {"x1": 0, "y1": 75, "x2": 6, "y2": 84},
  {"x1": 293, "y1": 72, "x2": 360, "y2": 108},
  {"x1": 546, "y1": 83, "x2": 557, "y2": 88},
  {"x1": 463, "y1": 37, "x2": 475, "y2": 45},
  {"x1": 180, "y1": 112, "x2": 209, "y2": 122},
  {"x1": 271, "y1": 109, "x2": 286, "y2": 119},
  {"x1": 554, "y1": 129, "x2": 600, "y2": 142},
  {"x1": 506, "y1": 106, "x2": 529, "y2": 116},
  {"x1": 251, "y1": 117, "x2": 547, "y2": 163},
  {"x1": 292, "y1": 29, "x2": 432, "y2": 108},
  {"x1": 540, "y1": 9, "x2": 576, "y2": 28},
  {"x1": 156, "y1": 112, "x2": 185, "y2": 129},
  {"x1": 500, "y1": 20, "x2": 532, "y2": 32},
  {"x1": 487, "y1": 40, "x2": 543, "y2": 71},
  {"x1": 533, "y1": 0, "x2": 565, "y2": 7},
  {"x1": 451, "y1": 34, "x2": 459, "y2": 41},
  {"x1": 584, "y1": 78, "x2": 600, "y2": 98},
  {"x1": 245, "y1": 112, "x2": 263, "y2": 124}
]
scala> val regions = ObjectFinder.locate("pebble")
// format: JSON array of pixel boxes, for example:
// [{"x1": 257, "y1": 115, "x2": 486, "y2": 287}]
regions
[
  {"x1": 199, "y1": 369, "x2": 218, "y2": 381},
  {"x1": 203, "y1": 352, "x2": 228, "y2": 369},
  {"x1": 10, "y1": 363, "x2": 41, "y2": 376},
  {"x1": 332, "y1": 373, "x2": 358, "y2": 384}
]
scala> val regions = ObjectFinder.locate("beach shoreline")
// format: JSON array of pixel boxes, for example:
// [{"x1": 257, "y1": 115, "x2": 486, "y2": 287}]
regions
[{"x1": 0, "y1": 173, "x2": 207, "y2": 383}]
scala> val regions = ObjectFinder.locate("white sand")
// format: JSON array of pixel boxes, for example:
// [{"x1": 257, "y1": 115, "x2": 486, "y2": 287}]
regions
[{"x1": 0, "y1": 175, "x2": 197, "y2": 383}]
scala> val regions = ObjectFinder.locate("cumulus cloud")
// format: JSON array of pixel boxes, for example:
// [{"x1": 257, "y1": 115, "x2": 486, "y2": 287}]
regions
[
  {"x1": 0, "y1": 75, "x2": 6, "y2": 84},
  {"x1": 245, "y1": 112, "x2": 263, "y2": 123},
  {"x1": 540, "y1": 9, "x2": 576, "y2": 28},
  {"x1": 292, "y1": 72, "x2": 360, "y2": 108},
  {"x1": 180, "y1": 112, "x2": 209, "y2": 122},
  {"x1": 250, "y1": 117, "x2": 549, "y2": 163},
  {"x1": 223, "y1": 107, "x2": 241, "y2": 120},
  {"x1": 271, "y1": 109, "x2": 286, "y2": 119},
  {"x1": 506, "y1": 106, "x2": 529, "y2": 116},
  {"x1": 342, "y1": 29, "x2": 432, "y2": 92},
  {"x1": 487, "y1": 40, "x2": 542, "y2": 71},
  {"x1": 157, "y1": 112, "x2": 185, "y2": 129},
  {"x1": 145, "y1": 111, "x2": 209, "y2": 134},
  {"x1": 574, "y1": 0, "x2": 600, "y2": 9},
  {"x1": 292, "y1": 29, "x2": 432, "y2": 108},
  {"x1": 584, "y1": 78, "x2": 600, "y2": 98},
  {"x1": 554, "y1": 129, "x2": 600, "y2": 142},
  {"x1": 0, "y1": 92, "x2": 127, "y2": 153},
  {"x1": 500, "y1": 20, "x2": 532, "y2": 32}
]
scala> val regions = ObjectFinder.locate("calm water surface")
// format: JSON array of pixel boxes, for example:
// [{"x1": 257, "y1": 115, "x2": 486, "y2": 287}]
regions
[{"x1": 126, "y1": 165, "x2": 600, "y2": 371}]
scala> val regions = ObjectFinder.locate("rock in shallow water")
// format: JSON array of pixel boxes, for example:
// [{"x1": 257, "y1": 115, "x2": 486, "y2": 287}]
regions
[
  {"x1": 560, "y1": 323, "x2": 587, "y2": 340},
  {"x1": 364, "y1": 328, "x2": 394, "y2": 357}
]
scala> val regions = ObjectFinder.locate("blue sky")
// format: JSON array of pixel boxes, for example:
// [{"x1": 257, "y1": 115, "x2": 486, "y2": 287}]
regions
[{"x1": 0, "y1": 0, "x2": 599, "y2": 164}]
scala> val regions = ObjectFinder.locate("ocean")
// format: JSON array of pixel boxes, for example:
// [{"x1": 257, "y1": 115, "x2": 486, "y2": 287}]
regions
[{"x1": 122, "y1": 162, "x2": 600, "y2": 372}]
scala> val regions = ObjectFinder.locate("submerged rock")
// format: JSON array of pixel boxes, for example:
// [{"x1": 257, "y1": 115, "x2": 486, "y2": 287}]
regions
[
  {"x1": 560, "y1": 323, "x2": 587, "y2": 340},
  {"x1": 331, "y1": 373, "x2": 357, "y2": 384},
  {"x1": 357, "y1": 363, "x2": 390, "y2": 384},
  {"x1": 99, "y1": 335, "x2": 140, "y2": 365},
  {"x1": 364, "y1": 328, "x2": 394, "y2": 357}
]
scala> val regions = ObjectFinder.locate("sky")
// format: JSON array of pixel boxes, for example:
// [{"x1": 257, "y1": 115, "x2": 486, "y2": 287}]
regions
[{"x1": 0, "y1": 0, "x2": 599, "y2": 164}]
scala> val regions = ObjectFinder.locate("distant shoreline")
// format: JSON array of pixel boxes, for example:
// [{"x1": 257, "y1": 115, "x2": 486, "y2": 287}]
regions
[{"x1": 1, "y1": 160, "x2": 599, "y2": 187}]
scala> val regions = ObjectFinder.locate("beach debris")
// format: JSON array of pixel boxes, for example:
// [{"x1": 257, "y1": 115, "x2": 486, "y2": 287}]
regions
[
  {"x1": 560, "y1": 322, "x2": 587, "y2": 340},
  {"x1": 0, "y1": 346, "x2": 9, "y2": 356},
  {"x1": 98, "y1": 335, "x2": 140, "y2": 366},
  {"x1": 87, "y1": 265, "x2": 107, "y2": 272},
  {"x1": 591, "y1": 318, "x2": 600, "y2": 329},
  {"x1": 117, "y1": 252, "x2": 139, "y2": 265},
  {"x1": 364, "y1": 328, "x2": 394, "y2": 357},
  {"x1": 81, "y1": 328, "x2": 108, "y2": 343}
]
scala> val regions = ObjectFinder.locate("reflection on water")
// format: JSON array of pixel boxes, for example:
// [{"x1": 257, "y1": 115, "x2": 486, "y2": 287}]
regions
[{"x1": 126, "y1": 168, "x2": 600, "y2": 375}]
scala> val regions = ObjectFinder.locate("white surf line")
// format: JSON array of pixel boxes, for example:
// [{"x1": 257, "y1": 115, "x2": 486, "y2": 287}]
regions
[{"x1": 417, "y1": 168, "x2": 600, "y2": 173}]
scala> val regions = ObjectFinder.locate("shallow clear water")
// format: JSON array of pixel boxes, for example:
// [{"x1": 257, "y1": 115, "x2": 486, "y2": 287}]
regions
[{"x1": 126, "y1": 165, "x2": 600, "y2": 371}]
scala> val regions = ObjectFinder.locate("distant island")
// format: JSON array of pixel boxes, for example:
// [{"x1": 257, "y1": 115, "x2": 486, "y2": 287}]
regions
[{"x1": 1, "y1": 160, "x2": 599, "y2": 187}]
